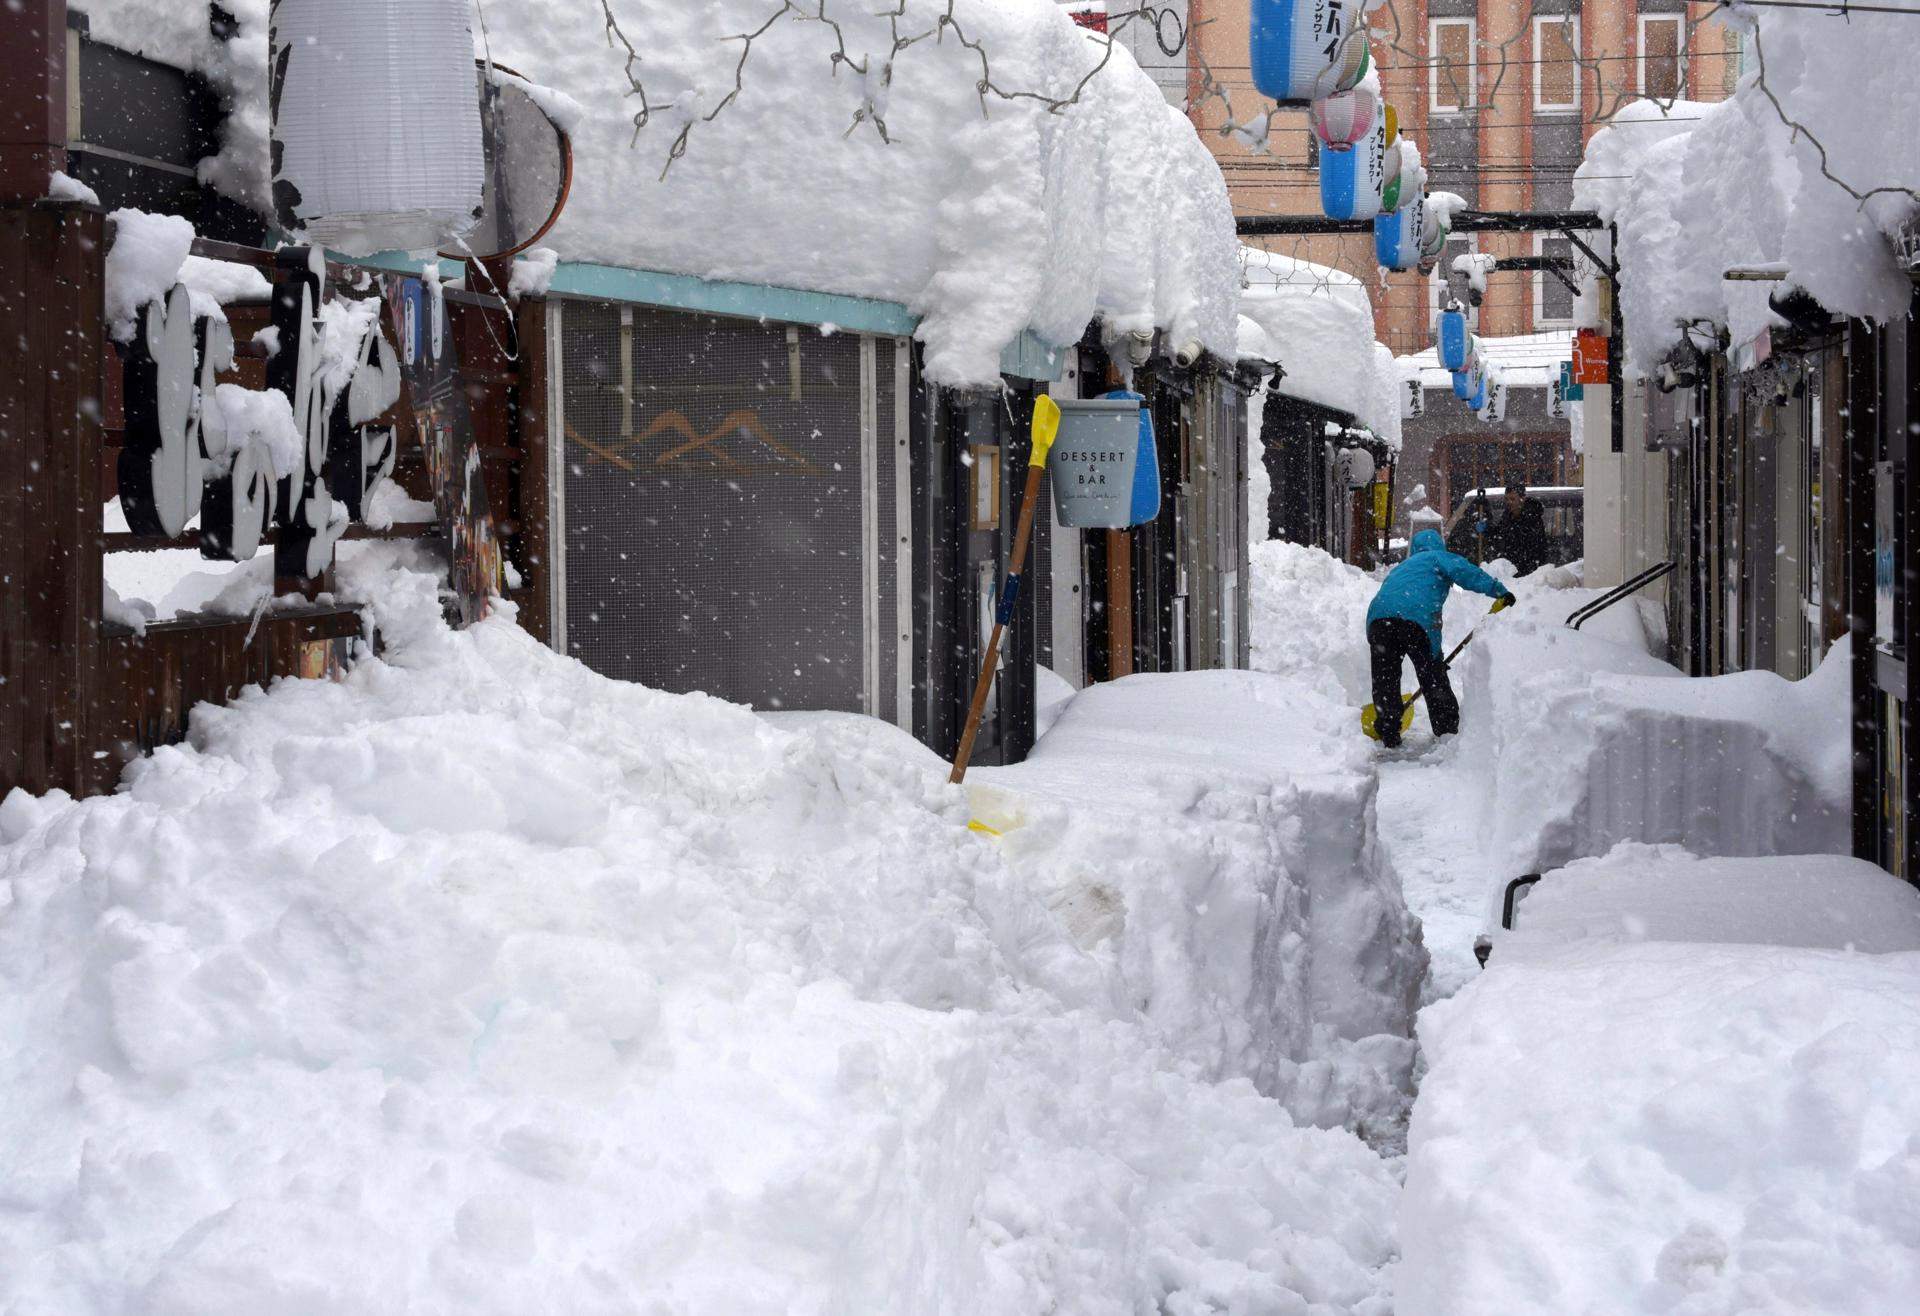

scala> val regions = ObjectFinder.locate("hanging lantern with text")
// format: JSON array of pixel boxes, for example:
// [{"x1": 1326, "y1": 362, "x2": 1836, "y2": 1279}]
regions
[
  {"x1": 1438, "y1": 308, "x2": 1471, "y2": 373},
  {"x1": 1251, "y1": 0, "x2": 1371, "y2": 105},
  {"x1": 1320, "y1": 106, "x2": 1389, "y2": 221},
  {"x1": 1478, "y1": 369, "x2": 1509, "y2": 422},
  {"x1": 1375, "y1": 192, "x2": 1428, "y2": 271}
]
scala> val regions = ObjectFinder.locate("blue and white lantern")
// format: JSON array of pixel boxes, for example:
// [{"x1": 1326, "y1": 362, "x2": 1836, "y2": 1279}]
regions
[
  {"x1": 1320, "y1": 109, "x2": 1388, "y2": 221},
  {"x1": 1251, "y1": 0, "x2": 1371, "y2": 106},
  {"x1": 1452, "y1": 370, "x2": 1472, "y2": 402},
  {"x1": 1463, "y1": 354, "x2": 1487, "y2": 410},
  {"x1": 1375, "y1": 193, "x2": 1427, "y2": 271},
  {"x1": 1438, "y1": 308, "x2": 1470, "y2": 372}
]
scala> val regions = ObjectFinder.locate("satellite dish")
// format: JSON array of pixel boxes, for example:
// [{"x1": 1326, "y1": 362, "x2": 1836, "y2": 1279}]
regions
[{"x1": 442, "y1": 61, "x2": 573, "y2": 261}]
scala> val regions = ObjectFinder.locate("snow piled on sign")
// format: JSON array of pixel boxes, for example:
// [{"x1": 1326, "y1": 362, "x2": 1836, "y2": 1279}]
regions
[
  {"x1": 1401, "y1": 862, "x2": 1920, "y2": 1315},
  {"x1": 1240, "y1": 247, "x2": 1401, "y2": 447},
  {"x1": 71, "y1": 1, "x2": 273, "y2": 210},
  {"x1": 478, "y1": 1, "x2": 1239, "y2": 385},
  {"x1": 1577, "y1": 6, "x2": 1920, "y2": 368},
  {"x1": 0, "y1": 552, "x2": 1408, "y2": 1313}
]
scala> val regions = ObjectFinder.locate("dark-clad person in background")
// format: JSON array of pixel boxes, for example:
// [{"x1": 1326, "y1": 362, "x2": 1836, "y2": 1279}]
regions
[{"x1": 1487, "y1": 484, "x2": 1548, "y2": 576}]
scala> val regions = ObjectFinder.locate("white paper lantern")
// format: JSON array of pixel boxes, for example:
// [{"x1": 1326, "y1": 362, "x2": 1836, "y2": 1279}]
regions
[
  {"x1": 1310, "y1": 81, "x2": 1378, "y2": 151},
  {"x1": 1251, "y1": 0, "x2": 1371, "y2": 105},
  {"x1": 271, "y1": 0, "x2": 485, "y2": 255},
  {"x1": 1479, "y1": 370, "x2": 1509, "y2": 423}
]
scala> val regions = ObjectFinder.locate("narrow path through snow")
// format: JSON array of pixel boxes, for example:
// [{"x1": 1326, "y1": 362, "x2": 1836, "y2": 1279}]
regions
[{"x1": 1374, "y1": 744, "x2": 1493, "y2": 1001}]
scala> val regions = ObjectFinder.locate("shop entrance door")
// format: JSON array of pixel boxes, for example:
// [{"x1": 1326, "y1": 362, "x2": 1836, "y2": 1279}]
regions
[{"x1": 549, "y1": 301, "x2": 906, "y2": 719}]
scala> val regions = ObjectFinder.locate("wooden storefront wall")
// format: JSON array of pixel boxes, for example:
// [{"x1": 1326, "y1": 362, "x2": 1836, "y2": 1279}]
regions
[{"x1": 0, "y1": 200, "x2": 545, "y2": 801}]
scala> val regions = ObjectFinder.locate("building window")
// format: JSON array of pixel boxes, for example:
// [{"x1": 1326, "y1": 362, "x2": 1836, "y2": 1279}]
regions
[
  {"x1": 1430, "y1": 18, "x2": 1476, "y2": 113},
  {"x1": 1533, "y1": 234, "x2": 1575, "y2": 330},
  {"x1": 1533, "y1": 16, "x2": 1579, "y2": 112},
  {"x1": 1639, "y1": 15, "x2": 1686, "y2": 101}
]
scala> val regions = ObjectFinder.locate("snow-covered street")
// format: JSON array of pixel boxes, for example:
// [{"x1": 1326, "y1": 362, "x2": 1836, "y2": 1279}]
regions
[
  {"x1": 4, "y1": 551, "x2": 1423, "y2": 1314},
  {"x1": 12, "y1": 535, "x2": 1918, "y2": 1311},
  {"x1": 8, "y1": 0, "x2": 1920, "y2": 1310}
]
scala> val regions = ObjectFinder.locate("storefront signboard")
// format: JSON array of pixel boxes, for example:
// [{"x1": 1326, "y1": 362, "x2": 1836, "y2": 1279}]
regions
[{"x1": 1048, "y1": 395, "x2": 1159, "y2": 529}]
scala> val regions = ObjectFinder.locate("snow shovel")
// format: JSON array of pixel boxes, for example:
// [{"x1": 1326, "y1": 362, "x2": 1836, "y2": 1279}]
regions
[
  {"x1": 951, "y1": 395, "x2": 1061, "y2": 788},
  {"x1": 1360, "y1": 596, "x2": 1510, "y2": 741}
]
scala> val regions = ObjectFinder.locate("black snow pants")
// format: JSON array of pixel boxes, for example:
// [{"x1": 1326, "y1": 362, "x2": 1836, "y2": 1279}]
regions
[{"x1": 1367, "y1": 617, "x2": 1460, "y2": 747}]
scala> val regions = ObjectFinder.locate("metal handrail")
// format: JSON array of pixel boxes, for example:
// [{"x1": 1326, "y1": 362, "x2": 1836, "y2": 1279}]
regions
[
  {"x1": 1501, "y1": 874, "x2": 1543, "y2": 929},
  {"x1": 1566, "y1": 560, "x2": 1675, "y2": 630},
  {"x1": 1473, "y1": 873, "x2": 1545, "y2": 970}
]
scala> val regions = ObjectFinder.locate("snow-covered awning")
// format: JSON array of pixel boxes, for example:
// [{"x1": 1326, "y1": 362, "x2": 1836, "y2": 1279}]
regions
[
  {"x1": 1575, "y1": 8, "x2": 1920, "y2": 371},
  {"x1": 71, "y1": 1, "x2": 1240, "y2": 389},
  {"x1": 1399, "y1": 331, "x2": 1573, "y2": 392},
  {"x1": 1238, "y1": 248, "x2": 1401, "y2": 448}
]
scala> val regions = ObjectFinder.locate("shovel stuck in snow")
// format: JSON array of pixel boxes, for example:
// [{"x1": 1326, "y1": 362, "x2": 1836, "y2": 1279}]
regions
[
  {"x1": 950, "y1": 395, "x2": 1061, "y2": 790},
  {"x1": 1360, "y1": 596, "x2": 1509, "y2": 742}
]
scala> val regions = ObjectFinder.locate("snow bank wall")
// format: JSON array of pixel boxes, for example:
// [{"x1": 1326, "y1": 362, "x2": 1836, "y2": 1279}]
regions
[
  {"x1": 1454, "y1": 608, "x2": 1851, "y2": 885},
  {"x1": 1247, "y1": 538, "x2": 1377, "y2": 706},
  {"x1": 981, "y1": 668, "x2": 1428, "y2": 1136},
  {"x1": 1400, "y1": 938, "x2": 1920, "y2": 1316}
]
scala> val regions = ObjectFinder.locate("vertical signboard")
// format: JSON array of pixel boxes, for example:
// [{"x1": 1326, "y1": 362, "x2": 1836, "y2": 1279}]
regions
[{"x1": 386, "y1": 270, "x2": 503, "y2": 626}]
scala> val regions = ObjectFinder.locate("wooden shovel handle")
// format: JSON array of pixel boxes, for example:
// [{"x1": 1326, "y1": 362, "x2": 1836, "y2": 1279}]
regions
[{"x1": 950, "y1": 458, "x2": 1049, "y2": 786}]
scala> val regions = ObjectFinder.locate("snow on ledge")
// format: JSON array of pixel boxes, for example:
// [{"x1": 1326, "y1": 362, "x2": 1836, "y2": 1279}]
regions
[
  {"x1": 470, "y1": 0, "x2": 1239, "y2": 386},
  {"x1": 1240, "y1": 247, "x2": 1402, "y2": 446},
  {"x1": 1576, "y1": 7, "x2": 1920, "y2": 368}
]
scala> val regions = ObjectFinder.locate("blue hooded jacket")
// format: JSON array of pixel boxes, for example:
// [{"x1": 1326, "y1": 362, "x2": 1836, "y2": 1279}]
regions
[{"x1": 1367, "y1": 528, "x2": 1507, "y2": 654}]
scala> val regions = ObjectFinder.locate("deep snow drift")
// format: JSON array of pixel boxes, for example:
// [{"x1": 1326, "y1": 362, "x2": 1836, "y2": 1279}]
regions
[
  {"x1": 1, "y1": 552, "x2": 1411, "y2": 1314},
  {"x1": 1485, "y1": 844, "x2": 1920, "y2": 960},
  {"x1": 1450, "y1": 602, "x2": 1852, "y2": 882},
  {"x1": 979, "y1": 668, "x2": 1427, "y2": 1140},
  {"x1": 1401, "y1": 846, "x2": 1920, "y2": 1316},
  {"x1": 1244, "y1": 541, "x2": 1852, "y2": 992}
]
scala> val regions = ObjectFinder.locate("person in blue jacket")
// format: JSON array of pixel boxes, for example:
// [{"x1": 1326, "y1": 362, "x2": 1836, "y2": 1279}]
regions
[{"x1": 1366, "y1": 528, "x2": 1515, "y2": 748}]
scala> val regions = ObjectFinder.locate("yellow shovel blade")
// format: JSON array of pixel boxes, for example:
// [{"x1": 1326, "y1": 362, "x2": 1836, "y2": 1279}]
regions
[
  {"x1": 1360, "y1": 698, "x2": 1420, "y2": 741},
  {"x1": 1030, "y1": 395, "x2": 1061, "y2": 467}
]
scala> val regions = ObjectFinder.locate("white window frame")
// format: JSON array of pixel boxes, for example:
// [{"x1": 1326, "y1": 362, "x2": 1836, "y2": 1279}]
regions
[
  {"x1": 1429, "y1": 17, "x2": 1477, "y2": 114},
  {"x1": 1532, "y1": 233, "x2": 1576, "y2": 331},
  {"x1": 1532, "y1": 15, "x2": 1580, "y2": 113},
  {"x1": 1637, "y1": 14, "x2": 1687, "y2": 100}
]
